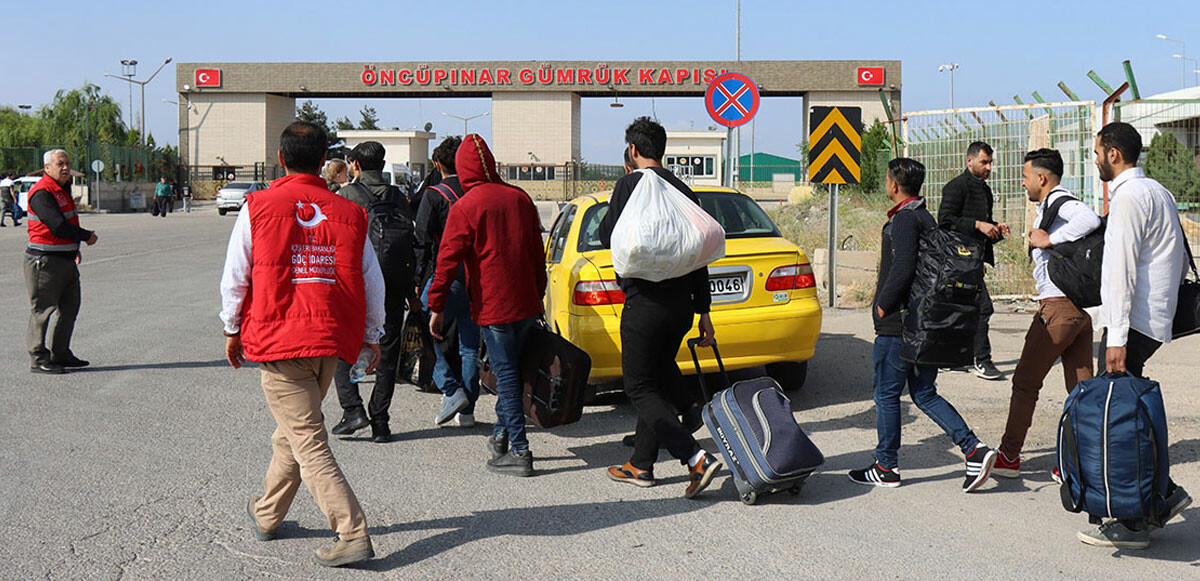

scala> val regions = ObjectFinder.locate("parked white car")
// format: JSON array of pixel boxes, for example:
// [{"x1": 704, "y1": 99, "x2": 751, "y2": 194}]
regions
[{"x1": 215, "y1": 182, "x2": 268, "y2": 215}]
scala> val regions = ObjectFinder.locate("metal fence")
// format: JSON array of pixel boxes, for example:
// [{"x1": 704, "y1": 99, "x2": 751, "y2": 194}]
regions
[
  {"x1": 1115, "y1": 99, "x2": 1200, "y2": 245},
  {"x1": 0, "y1": 144, "x2": 176, "y2": 183}
]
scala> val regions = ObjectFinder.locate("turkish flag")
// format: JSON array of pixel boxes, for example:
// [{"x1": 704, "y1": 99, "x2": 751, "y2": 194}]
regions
[
  {"x1": 857, "y1": 67, "x2": 884, "y2": 86},
  {"x1": 195, "y1": 69, "x2": 221, "y2": 87}
]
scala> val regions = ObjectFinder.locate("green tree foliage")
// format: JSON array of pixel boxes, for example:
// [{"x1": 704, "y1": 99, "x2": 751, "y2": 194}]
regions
[
  {"x1": 859, "y1": 120, "x2": 898, "y2": 194},
  {"x1": 335, "y1": 116, "x2": 355, "y2": 130},
  {"x1": 295, "y1": 100, "x2": 337, "y2": 141},
  {"x1": 1144, "y1": 132, "x2": 1200, "y2": 204},
  {"x1": 357, "y1": 106, "x2": 380, "y2": 130}
]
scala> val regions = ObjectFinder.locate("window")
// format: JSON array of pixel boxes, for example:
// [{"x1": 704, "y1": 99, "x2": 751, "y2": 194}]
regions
[
  {"x1": 577, "y1": 202, "x2": 610, "y2": 253},
  {"x1": 506, "y1": 166, "x2": 557, "y2": 181},
  {"x1": 546, "y1": 204, "x2": 577, "y2": 263},
  {"x1": 665, "y1": 155, "x2": 715, "y2": 177},
  {"x1": 697, "y1": 192, "x2": 780, "y2": 239}
]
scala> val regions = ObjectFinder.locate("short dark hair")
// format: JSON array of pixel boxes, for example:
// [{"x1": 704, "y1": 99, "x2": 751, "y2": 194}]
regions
[
  {"x1": 966, "y1": 141, "x2": 994, "y2": 158},
  {"x1": 625, "y1": 116, "x2": 667, "y2": 162},
  {"x1": 1097, "y1": 122, "x2": 1142, "y2": 165},
  {"x1": 1024, "y1": 148, "x2": 1063, "y2": 178},
  {"x1": 432, "y1": 136, "x2": 461, "y2": 174},
  {"x1": 280, "y1": 121, "x2": 328, "y2": 173},
  {"x1": 887, "y1": 157, "x2": 926, "y2": 195},
  {"x1": 348, "y1": 141, "x2": 386, "y2": 172}
]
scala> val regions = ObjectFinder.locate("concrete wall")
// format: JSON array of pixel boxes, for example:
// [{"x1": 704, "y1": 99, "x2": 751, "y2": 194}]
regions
[
  {"x1": 338, "y1": 130, "x2": 435, "y2": 180},
  {"x1": 183, "y1": 92, "x2": 294, "y2": 173},
  {"x1": 492, "y1": 92, "x2": 580, "y2": 165},
  {"x1": 665, "y1": 131, "x2": 726, "y2": 187}
]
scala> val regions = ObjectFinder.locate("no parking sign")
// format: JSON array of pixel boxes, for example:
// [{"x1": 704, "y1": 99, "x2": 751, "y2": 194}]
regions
[{"x1": 705, "y1": 72, "x2": 760, "y2": 128}]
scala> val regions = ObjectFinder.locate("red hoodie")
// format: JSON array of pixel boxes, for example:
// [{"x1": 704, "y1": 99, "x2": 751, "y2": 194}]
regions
[{"x1": 428, "y1": 134, "x2": 547, "y2": 326}]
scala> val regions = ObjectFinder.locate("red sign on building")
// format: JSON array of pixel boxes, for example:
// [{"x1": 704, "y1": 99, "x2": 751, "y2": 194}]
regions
[
  {"x1": 857, "y1": 67, "x2": 884, "y2": 86},
  {"x1": 195, "y1": 69, "x2": 222, "y2": 87}
]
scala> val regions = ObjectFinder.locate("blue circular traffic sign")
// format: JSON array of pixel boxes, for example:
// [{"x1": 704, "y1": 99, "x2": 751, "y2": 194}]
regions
[{"x1": 705, "y1": 72, "x2": 760, "y2": 128}]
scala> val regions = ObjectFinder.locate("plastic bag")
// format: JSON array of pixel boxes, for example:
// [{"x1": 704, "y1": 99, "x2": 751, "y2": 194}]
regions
[{"x1": 610, "y1": 169, "x2": 725, "y2": 282}]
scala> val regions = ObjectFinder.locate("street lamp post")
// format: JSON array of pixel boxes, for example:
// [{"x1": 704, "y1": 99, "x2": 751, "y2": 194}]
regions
[
  {"x1": 17, "y1": 104, "x2": 31, "y2": 114},
  {"x1": 106, "y1": 57, "x2": 173, "y2": 146},
  {"x1": 440, "y1": 111, "x2": 488, "y2": 136},
  {"x1": 1158, "y1": 34, "x2": 1188, "y2": 88},
  {"x1": 1173, "y1": 55, "x2": 1199, "y2": 86},
  {"x1": 939, "y1": 63, "x2": 960, "y2": 109}
]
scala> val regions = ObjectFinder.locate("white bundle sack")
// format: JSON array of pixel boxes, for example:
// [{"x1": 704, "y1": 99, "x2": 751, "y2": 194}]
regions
[{"x1": 610, "y1": 169, "x2": 726, "y2": 282}]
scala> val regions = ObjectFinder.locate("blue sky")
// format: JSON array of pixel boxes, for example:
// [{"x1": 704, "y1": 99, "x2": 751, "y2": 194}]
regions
[{"x1": 3, "y1": 0, "x2": 1197, "y2": 164}]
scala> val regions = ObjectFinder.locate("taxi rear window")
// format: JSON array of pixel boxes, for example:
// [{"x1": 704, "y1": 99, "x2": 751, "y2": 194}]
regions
[{"x1": 576, "y1": 191, "x2": 779, "y2": 253}]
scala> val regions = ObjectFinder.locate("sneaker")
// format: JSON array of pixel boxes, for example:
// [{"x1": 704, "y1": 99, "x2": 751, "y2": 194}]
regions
[
  {"x1": 436, "y1": 390, "x2": 470, "y2": 425},
  {"x1": 1051, "y1": 467, "x2": 1063, "y2": 485},
  {"x1": 246, "y1": 496, "x2": 276, "y2": 541},
  {"x1": 457, "y1": 413, "x2": 476, "y2": 427},
  {"x1": 331, "y1": 409, "x2": 369, "y2": 436},
  {"x1": 30, "y1": 362, "x2": 67, "y2": 375},
  {"x1": 684, "y1": 452, "x2": 722, "y2": 498},
  {"x1": 607, "y1": 462, "x2": 656, "y2": 488},
  {"x1": 848, "y1": 462, "x2": 901, "y2": 488},
  {"x1": 314, "y1": 535, "x2": 374, "y2": 567},
  {"x1": 1076, "y1": 520, "x2": 1150, "y2": 550},
  {"x1": 963, "y1": 444, "x2": 998, "y2": 492},
  {"x1": 992, "y1": 450, "x2": 1020, "y2": 479},
  {"x1": 973, "y1": 360, "x2": 1004, "y2": 381},
  {"x1": 487, "y1": 449, "x2": 534, "y2": 477},
  {"x1": 487, "y1": 435, "x2": 509, "y2": 461},
  {"x1": 1154, "y1": 486, "x2": 1192, "y2": 529},
  {"x1": 370, "y1": 420, "x2": 391, "y2": 443}
]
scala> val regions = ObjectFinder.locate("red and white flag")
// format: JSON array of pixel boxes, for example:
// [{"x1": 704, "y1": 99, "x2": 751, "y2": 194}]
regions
[
  {"x1": 857, "y1": 67, "x2": 884, "y2": 86},
  {"x1": 195, "y1": 69, "x2": 222, "y2": 87}
]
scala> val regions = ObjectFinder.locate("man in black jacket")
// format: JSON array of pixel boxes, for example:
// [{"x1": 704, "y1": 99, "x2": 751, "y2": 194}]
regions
[{"x1": 938, "y1": 141, "x2": 1009, "y2": 380}]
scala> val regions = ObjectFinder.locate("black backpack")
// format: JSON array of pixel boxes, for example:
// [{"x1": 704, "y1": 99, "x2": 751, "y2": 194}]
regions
[
  {"x1": 901, "y1": 227, "x2": 987, "y2": 367},
  {"x1": 1038, "y1": 194, "x2": 1105, "y2": 308},
  {"x1": 343, "y1": 183, "x2": 417, "y2": 285}
]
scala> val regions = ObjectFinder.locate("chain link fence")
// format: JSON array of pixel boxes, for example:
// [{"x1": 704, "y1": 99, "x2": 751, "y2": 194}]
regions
[{"x1": 1115, "y1": 99, "x2": 1200, "y2": 246}]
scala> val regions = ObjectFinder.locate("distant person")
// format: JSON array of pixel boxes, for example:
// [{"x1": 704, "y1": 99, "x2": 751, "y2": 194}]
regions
[
  {"x1": 938, "y1": 141, "x2": 1009, "y2": 381},
  {"x1": 992, "y1": 149, "x2": 1100, "y2": 480},
  {"x1": 1075, "y1": 122, "x2": 1191, "y2": 550},
  {"x1": 427, "y1": 134, "x2": 546, "y2": 477},
  {"x1": 219, "y1": 121, "x2": 383, "y2": 567},
  {"x1": 181, "y1": 184, "x2": 192, "y2": 213},
  {"x1": 412, "y1": 165, "x2": 442, "y2": 216},
  {"x1": 598, "y1": 117, "x2": 723, "y2": 497},
  {"x1": 415, "y1": 136, "x2": 480, "y2": 427},
  {"x1": 323, "y1": 159, "x2": 348, "y2": 193},
  {"x1": 847, "y1": 157, "x2": 998, "y2": 492},
  {"x1": 0, "y1": 172, "x2": 19, "y2": 226},
  {"x1": 154, "y1": 177, "x2": 172, "y2": 218},
  {"x1": 26, "y1": 150, "x2": 98, "y2": 374}
]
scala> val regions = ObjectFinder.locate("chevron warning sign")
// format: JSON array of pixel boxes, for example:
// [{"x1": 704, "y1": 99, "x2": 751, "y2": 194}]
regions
[{"x1": 808, "y1": 106, "x2": 862, "y2": 184}]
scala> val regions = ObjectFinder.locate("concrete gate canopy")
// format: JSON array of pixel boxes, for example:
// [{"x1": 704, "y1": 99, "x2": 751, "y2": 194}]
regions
[{"x1": 175, "y1": 60, "x2": 900, "y2": 176}]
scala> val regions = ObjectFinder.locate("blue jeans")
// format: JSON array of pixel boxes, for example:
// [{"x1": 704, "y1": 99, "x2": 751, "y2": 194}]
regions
[
  {"x1": 421, "y1": 278, "x2": 480, "y2": 415},
  {"x1": 480, "y1": 317, "x2": 538, "y2": 454},
  {"x1": 873, "y1": 335, "x2": 979, "y2": 469}
]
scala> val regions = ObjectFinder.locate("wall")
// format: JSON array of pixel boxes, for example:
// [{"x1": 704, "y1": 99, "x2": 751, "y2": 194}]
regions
[
  {"x1": 492, "y1": 92, "x2": 581, "y2": 165},
  {"x1": 183, "y1": 93, "x2": 294, "y2": 174}
]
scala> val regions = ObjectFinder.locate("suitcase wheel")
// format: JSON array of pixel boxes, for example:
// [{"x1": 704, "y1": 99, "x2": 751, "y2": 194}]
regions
[{"x1": 741, "y1": 491, "x2": 758, "y2": 505}]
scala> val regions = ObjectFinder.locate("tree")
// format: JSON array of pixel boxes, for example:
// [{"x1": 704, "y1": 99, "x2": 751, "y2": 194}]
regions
[
  {"x1": 335, "y1": 116, "x2": 355, "y2": 130},
  {"x1": 859, "y1": 120, "x2": 898, "y2": 194},
  {"x1": 295, "y1": 100, "x2": 337, "y2": 141},
  {"x1": 357, "y1": 106, "x2": 380, "y2": 130},
  {"x1": 1144, "y1": 132, "x2": 1200, "y2": 204}
]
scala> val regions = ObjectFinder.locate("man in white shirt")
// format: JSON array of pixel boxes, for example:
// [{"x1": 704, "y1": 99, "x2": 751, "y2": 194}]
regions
[
  {"x1": 1078, "y1": 121, "x2": 1191, "y2": 550},
  {"x1": 992, "y1": 149, "x2": 1100, "y2": 480}
]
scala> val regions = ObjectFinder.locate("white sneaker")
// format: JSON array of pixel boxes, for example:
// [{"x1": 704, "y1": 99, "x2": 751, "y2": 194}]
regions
[
  {"x1": 457, "y1": 413, "x2": 476, "y2": 427},
  {"x1": 436, "y1": 390, "x2": 470, "y2": 425}
]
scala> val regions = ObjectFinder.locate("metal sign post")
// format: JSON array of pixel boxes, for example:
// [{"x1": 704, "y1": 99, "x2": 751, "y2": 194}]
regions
[
  {"x1": 90, "y1": 159, "x2": 105, "y2": 211},
  {"x1": 828, "y1": 183, "x2": 838, "y2": 307}
]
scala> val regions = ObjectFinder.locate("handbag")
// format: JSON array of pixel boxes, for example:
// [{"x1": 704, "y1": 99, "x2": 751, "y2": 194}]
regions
[{"x1": 1172, "y1": 227, "x2": 1200, "y2": 339}]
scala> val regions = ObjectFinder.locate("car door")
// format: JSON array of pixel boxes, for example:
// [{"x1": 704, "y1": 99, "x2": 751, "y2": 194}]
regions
[{"x1": 543, "y1": 203, "x2": 578, "y2": 332}]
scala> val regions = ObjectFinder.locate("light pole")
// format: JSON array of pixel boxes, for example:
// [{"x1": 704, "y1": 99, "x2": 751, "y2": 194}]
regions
[
  {"x1": 440, "y1": 111, "x2": 488, "y2": 136},
  {"x1": 17, "y1": 104, "x2": 31, "y2": 115},
  {"x1": 106, "y1": 57, "x2": 173, "y2": 146},
  {"x1": 1158, "y1": 34, "x2": 1188, "y2": 88},
  {"x1": 939, "y1": 63, "x2": 960, "y2": 109},
  {"x1": 120, "y1": 60, "x2": 136, "y2": 127},
  {"x1": 1173, "y1": 54, "x2": 1199, "y2": 86}
]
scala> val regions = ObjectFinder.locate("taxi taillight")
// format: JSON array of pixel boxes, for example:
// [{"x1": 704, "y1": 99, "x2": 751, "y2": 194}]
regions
[
  {"x1": 573, "y1": 280, "x2": 626, "y2": 306},
  {"x1": 765, "y1": 264, "x2": 816, "y2": 291}
]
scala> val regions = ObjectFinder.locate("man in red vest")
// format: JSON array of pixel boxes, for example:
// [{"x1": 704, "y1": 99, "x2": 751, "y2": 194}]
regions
[
  {"x1": 25, "y1": 149, "x2": 98, "y2": 374},
  {"x1": 219, "y1": 122, "x2": 385, "y2": 568}
]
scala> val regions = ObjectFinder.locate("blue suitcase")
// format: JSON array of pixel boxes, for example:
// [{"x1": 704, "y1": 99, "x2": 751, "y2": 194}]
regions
[{"x1": 690, "y1": 340, "x2": 824, "y2": 505}]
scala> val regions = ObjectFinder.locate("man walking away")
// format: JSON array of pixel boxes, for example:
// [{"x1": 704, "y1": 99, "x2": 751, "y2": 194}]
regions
[
  {"x1": 1076, "y1": 122, "x2": 1191, "y2": 550},
  {"x1": 598, "y1": 117, "x2": 723, "y2": 498},
  {"x1": 938, "y1": 141, "x2": 1009, "y2": 380},
  {"x1": 0, "y1": 172, "x2": 19, "y2": 226},
  {"x1": 26, "y1": 150, "x2": 98, "y2": 374},
  {"x1": 154, "y1": 177, "x2": 172, "y2": 218},
  {"x1": 427, "y1": 134, "x2": 546, "y2": 477},
  {"x1": 848, "y1": 158, "x2": 998, "y2": 492},
  {"x1": 328, "y1": 141, "x2": 417, "y2": 444},
  {"x1": 992, "y1": 149, "x2": 1100, "y2": 479},
  {"x1": 415, "y1": 136, "x2": 480, "y2": 427},
  {"x1": 220, "y1": 121, "x2": 384, "y2": 567}
]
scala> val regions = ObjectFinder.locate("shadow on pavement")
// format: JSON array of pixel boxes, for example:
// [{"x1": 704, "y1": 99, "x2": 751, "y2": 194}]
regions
[{"x1": 81, "y1": 359, "x2": 233, "y2": 372}]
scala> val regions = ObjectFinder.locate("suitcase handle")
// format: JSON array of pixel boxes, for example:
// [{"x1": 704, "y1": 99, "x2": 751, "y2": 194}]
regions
[{"x1": 687, "y1": 338, "x2": 730, "y2": 401}]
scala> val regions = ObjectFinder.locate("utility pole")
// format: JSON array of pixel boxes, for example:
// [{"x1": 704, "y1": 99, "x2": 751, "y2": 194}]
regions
[
  {"x1": 106, "y1": 57, "x2": 173, "y2": 146},
  {"x1": 1158, "y1": 34, "x2": 1188, "y2": 88},
  {"x1": 732, "y1": 0, "x2": 741, "y2": 189},
  {"x1": 939, "y1": 63, "x2": 960, "y2": 109},
  {"x1": 441, "y1": 111, "x2": 489, "y2": 136}
]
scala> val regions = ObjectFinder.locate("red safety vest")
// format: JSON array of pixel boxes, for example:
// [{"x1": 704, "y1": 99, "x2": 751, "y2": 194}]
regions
[
  {"x1": 27, "y1": 175, "x2": 80, "y2": 252},
  {"x1": 240, "y1": 173, "x2": 370, "y2": 364}
]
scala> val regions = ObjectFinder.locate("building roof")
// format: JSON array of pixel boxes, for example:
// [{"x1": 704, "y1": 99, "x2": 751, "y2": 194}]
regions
[{"x1": 738, "y1": 152, "x2": 803, "y2": 166}]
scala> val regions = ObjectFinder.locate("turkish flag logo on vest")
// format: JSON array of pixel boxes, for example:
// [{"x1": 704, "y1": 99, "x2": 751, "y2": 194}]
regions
[{"x1": 195, "y1": 69, "x2": 222, "y2": 87}]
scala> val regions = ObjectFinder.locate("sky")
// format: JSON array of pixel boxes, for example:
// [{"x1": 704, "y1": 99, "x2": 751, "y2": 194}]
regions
[{"x1": 3, "y1": 0, "x2": 1198, "y2": 164}]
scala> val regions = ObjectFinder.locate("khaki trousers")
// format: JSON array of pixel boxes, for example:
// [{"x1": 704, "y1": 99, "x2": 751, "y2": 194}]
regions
[
  {"x1": 251, "y1": 356, "x2": 368, "y2": 540},
  {"x1": 1000, "y1": 300, "x2": 1094, "y2": 458}
]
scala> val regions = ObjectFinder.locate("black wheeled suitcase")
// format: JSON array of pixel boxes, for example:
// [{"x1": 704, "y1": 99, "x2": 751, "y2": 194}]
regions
[{"x1": 691, "y1": 339, "x2": 824, "y2": 505}]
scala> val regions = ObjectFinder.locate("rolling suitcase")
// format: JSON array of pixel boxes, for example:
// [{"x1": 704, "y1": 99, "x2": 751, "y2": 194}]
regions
[
  {"x1": 521, "y1": 324, "x2": 591, "y2": 428},
  {"x1": 691, "y1": 339, "x2": 824, "y2": 505}
]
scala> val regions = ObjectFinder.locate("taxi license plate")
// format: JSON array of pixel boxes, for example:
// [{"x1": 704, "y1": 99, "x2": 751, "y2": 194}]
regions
[{"x1": 709, "y1": 274, "x2": 745, "y2": 297}]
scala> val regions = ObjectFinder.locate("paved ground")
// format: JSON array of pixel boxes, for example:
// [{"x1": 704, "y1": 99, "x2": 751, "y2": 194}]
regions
[{"x1": 1, "y1": 205, "x2": 1198, "y2": 580}]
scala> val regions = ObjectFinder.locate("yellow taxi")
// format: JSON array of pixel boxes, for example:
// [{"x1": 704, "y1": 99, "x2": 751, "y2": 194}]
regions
[{"x1": 543, "y1": 187, "x2": 822, "y2": 391}]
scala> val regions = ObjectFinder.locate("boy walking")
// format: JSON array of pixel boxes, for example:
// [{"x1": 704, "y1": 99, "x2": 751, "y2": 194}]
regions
[{"x1": 848, "y1": 158, "x2": 998, "y2": 492}]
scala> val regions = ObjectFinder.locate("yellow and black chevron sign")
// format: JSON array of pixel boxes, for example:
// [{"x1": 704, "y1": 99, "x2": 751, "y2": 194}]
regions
[{"x1": 808, "y1": 106, "x2": 862, "y2": 185}]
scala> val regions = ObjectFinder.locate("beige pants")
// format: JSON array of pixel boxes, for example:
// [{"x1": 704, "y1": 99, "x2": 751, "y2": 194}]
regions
[{"x1": 251, "y1": 356, "x2": 368, "y2": 540}]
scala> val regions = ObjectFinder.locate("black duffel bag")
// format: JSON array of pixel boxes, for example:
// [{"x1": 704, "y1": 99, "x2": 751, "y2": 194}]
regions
[{"x1": 1173, "y1": 229, "x2": 1200, "y2": 339}]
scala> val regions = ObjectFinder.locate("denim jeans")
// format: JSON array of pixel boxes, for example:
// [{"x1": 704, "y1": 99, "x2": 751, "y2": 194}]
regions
[
  {"x1": 422, "y1": 278, "x2": 481, "y2": 415},
  {"x1": 480, "y1": 317, "x2": 537, "y2": 454},
  {"x1": 873, "y1": 335, "x2": 979, "y2": 469}
]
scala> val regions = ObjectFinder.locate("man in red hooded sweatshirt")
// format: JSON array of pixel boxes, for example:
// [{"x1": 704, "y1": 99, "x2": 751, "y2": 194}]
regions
[{"x1": 428, "y1": 134, "x2": 547, "y2": 477}]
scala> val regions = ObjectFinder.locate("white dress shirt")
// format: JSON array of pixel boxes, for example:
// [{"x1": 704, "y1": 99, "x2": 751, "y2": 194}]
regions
[
  {"x1": 1099, "y1": 167, "x2": 1188, "y2": 347},
  {"x1": 1032, "y1": 186, "x2": 1102, "y2": 300},
  {"x1": 219, "y1": 208, "x2": 386, "y2": 344}
]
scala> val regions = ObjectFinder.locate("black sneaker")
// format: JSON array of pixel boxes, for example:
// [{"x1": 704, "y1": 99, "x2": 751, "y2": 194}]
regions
[
  {"x1": 487, "y1": 435, "x2": 509, "y2": 461},
  {"x1": 331, "y1": 409, "x2": 369, "y2": 436},
  {"x1": 52, "y1": 355, "x2": 90, "y2": 368},
  {"x1": 487, "y1": 449, "x2": 533, "y2": 477},
  {"x1": 31, "y1": 362, "x2": 67, "y2": 375},
  {"x1": 973, "y1": 360, "x2": 1004, "y2": 381},
  {"x1": 848, "y1": 462, "x2": 901, "y2": 488},
  {"x1": 370, "y1": 420, "x2": 391, "y2": 443},
  {"x1": 963, "y1": 444, "x2": 999, "y2": 492}
]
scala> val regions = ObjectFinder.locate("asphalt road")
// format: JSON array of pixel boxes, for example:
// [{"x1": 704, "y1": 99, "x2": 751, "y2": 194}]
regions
[{"x1": 1, "y1": 204, "x2": 1198, "y2": 580}]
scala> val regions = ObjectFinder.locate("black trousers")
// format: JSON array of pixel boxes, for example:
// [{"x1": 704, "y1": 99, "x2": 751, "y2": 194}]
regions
[
  {"x1": 24, "y1": 253, "x2": 81, "y2": 365},
  {"x1": 1098, "y1": 327, "x2": 1162, "y2": 378},
  {"x1": 621, "y1": 293, "x2": 702, "y2": 471},
  {"x1": 335, "y1": 279, "x2": 408, "y2": 423},
  {"x1": 975, "y1": 280, "x2": 994, "y2": 363}
]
